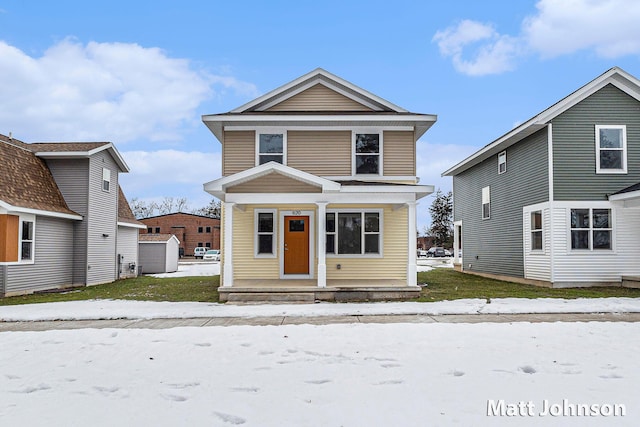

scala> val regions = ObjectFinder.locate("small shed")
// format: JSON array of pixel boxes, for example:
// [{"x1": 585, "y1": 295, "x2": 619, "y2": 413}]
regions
[{"x1": 139, "y1": 234, "x2": 180, "y2": 274}]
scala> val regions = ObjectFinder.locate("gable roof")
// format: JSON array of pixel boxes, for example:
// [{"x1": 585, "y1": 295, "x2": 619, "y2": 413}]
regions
[
  {"x1": 0, "y1": 135, "x2": 80, "y2": 218},
  {"x1": 202, "y1": 68, "x2": 437, "y2": 142},
  {"x1": 117, "y1": 186, "x2": 146, "y2": 228},
  {"x1": 139, "y1": 233, "x2": 180, "y2": 243},
  {"x1": 443, "y1": 67, "x2": 640, "y2": 176},
  {"x1": 30, "y1": 141, "x2": 130, "y2": 172}
]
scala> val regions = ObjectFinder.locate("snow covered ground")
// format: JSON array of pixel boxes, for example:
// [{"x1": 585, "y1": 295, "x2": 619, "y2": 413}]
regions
[{"x1": 1, "y1": 321, "x2": 638, "y2": 426}]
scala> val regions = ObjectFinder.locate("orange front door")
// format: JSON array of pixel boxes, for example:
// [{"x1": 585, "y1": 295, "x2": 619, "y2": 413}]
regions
[{"x1": 284, "y1": 216, "x2": 309, "y2": 275}]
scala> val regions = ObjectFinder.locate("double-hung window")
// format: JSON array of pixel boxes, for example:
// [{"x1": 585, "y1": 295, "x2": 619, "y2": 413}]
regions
[
  {"x1": 531, "y1": 211, "x2": 543, "y2": 251},
  {"x1": 570, "y1": 208, "x2": 612, "y2": 250},
  {"x1": 498, "y1": 151, "x2": 507, "y2": 174},
  {"x1": 256, "y1": 210, "x2": 276, "y2": 256},
  {"x1": 354, "y1": 133, "x2": 381, "y2": 175},
  {"x1": 102, "y1": 168, "x2": 111, "y2": 192},
  {"x1": 257, "y1": 133, "x2": 285, "y2": 165},
  {"x1": 482, "y1": 186, "x2": 490, "y2": 219},
  {"x1": 595, "y1": 125, "x2": 627, "y2": 173},
  {"x1": 326, "y1": 211, "x2": 381, "y2": 255},
  {"x1": 20, "y1": 219, "x2": 34, "y2": 262}
]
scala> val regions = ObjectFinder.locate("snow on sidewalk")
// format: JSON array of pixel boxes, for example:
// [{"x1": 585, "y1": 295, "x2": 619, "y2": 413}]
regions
[{"x1": 1, "y1": 297, "x2": 640, "y2": 322}]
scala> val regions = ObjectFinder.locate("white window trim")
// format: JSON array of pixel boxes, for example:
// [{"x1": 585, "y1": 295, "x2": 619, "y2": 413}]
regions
[
  {"x1": 255, "y1": 130, "x2": 287, "y2": 166},
  {"x1": 482, "y1": 186, "x2": 490, "y2": 220},
  {"x1": 326, "y1": 209, "x2": 383, "y2": 258},
  {"x1": 498, "y1": 150, "x2": 507, "y2": 174},
  {"x1": 352, "y1": 130, "x2": 383, "y2": 177},
  {"x1": 254, "y1": 209, "x2": 277, "y2": 258},
  {"x1": 568, "y1": 207, "x2": 615, "y2": 252},
  {"x1": 102, "y1": 168, "x2": 111, "y2": 192},
  {"x1": 530, "y1": 210, "x2": 543, "y2": 252},
  {"x1": 595, "y1": 125, "x2": 627, "y2": 174},
  {"x1": 19, "y1": 214, "x2": 35, "y2": 264}
]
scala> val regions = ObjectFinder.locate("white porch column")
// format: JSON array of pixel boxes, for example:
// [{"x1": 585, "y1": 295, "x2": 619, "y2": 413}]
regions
[
  {"x1": 407, "y1": 201, "x2": 418, "y2": 287},
  {"x1": 316, "y1": 202, "x2": 328, "y2": 288},
  {"x1": 222, "y1": 201, "x2": 234, "y2": 287}
]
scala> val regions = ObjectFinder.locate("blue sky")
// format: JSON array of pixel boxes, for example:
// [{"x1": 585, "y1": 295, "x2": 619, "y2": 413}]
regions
[{"x1": 2, "y1": 0, "x2": 640, "y2": 230}]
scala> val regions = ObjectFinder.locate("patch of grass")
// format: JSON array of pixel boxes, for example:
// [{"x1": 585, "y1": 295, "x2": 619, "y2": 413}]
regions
[
  {"x1": 417, "y1": 269, "x2": 640, "y2": 302},
  {"x1": 0, "y1": 276, "x2": 220, "y2": 306}
]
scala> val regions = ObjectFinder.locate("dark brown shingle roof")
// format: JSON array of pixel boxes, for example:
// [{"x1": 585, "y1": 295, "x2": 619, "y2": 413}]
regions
[
  {"x1": 139, "y1": 233, "x2": 176, "y2": 242},
  {"x1": 118, "y1": 186, "x2": 145, "y2": 226},
  {"x1": 0, "y1": 137, "x2": 79, "y2": 216},
  {"x1": 29, "y1": 142, "x2": 111, "y2": 152}
]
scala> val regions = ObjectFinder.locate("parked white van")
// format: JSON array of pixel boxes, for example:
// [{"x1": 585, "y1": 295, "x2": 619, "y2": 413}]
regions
[{"x1": 194, "y1": 247, "x2": 207, "y2": 259}]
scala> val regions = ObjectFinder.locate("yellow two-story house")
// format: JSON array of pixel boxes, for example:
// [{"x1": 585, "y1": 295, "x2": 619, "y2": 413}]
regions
[{"x1": 202, "y1": 69, "x2": 436, "y2": 302}]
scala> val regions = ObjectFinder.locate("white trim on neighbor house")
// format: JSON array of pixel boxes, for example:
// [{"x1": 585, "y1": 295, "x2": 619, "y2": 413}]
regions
[
  {"x1": 609, "y1": 189, "x2": 640, "y2": 208},
  {"x1": 255, "y1": 129, "x2": 287, "y2": 166},
  {"x1": 229, "y1": 68, "x2": 409, "y2": 114},
  {"x1": 34, "y1": 142, "x2": 130, "y2": 172},
  {"x1": 443, "y1": 67, "x2": 640, "y2": 177},
  {"x1": 279, "y1": 209, "x2": 315, "y2": 280},
  {"x1": 0, "y1": 200, "x2": 82, "y2": 221},
  {"x1": 102, "y1": 168, "x2": 111, "y2": 192},
  {"x1": 0, "y1": 213, "x2": 36, "y2": 266},
  {"x1": 117, "y1": 221, "x2": 147, "y2": 229},
  {"x1": 482, "y1": 186, "x2": 490, "y2": 220},
  {"x1": 498, "y1": 151, "x2": 506, "y2": 174},
  {"x1": 595, "y1": 124, "x2": 627, "y2": 174}
]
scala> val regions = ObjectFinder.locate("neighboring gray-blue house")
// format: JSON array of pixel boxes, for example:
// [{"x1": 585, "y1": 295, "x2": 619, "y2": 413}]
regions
[
  {"x1": 443, "y1": 67, "x2": 640, "y2": 288},
  {"x1": 0, "y1": 134, "x2": 145, "y2": 297}
]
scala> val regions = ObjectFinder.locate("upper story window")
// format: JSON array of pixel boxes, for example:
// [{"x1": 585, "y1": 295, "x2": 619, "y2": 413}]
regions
[
  {"x1": 498, "y1": 151, "x2": 507, "y2": 174},
  {"x1": 257, "y1": 133, "x2": 285, "y2": 165},
  {"x1": 147, "y1": 227, "x2": 152, "y2": 233},
  {"x1": 595, "y1": 125, "x2": 627, "y2": 174},
  {"x1": 354, "y1": 133, "x2": 381, "y2": 175},
  {"x1": 198, "y1": 226, "x2": 203, "y2": 233},
  {"x1": 206, "y1": 226, "x2": 211, "y2": 233},
  {"x1": 20, "y1": 219, "x2": 34, "y2": 262},
  {"x1": 102, "y1": 168, "x2": 111, "y2": 192},
  {"x1": 482, "y1": 186, "x2": 491, "y2": 219},
  {"x1": 155, "y1": 227, "x2": 160, "y2": 233},
  {"x1": 570, "y1": 208, "x2": 612, "y2": 250}
]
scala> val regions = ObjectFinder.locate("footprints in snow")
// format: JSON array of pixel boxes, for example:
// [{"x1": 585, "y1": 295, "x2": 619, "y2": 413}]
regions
[{"x1": 213, "y1": 411, "x2": 246, "y2": 425}]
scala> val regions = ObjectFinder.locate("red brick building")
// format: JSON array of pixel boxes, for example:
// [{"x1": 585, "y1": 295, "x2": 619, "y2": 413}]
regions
[{"x1": 139, "y1": 212, "x2": 220, "y2": 257}]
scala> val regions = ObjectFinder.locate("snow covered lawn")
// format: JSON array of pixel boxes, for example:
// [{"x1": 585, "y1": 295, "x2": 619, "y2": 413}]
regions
[{"x1": 1, "y1": 321, "x2": 638, "y2": 426}]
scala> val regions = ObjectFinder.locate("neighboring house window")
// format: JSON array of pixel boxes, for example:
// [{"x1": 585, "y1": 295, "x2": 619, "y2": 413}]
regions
[
  {"x1": 325, "y1": 211, "x2": 381, "y2": 255},
  {"x1": 198, "y1": 226, "x2": 203, "y2": 233},
  {"x1": 531, "y1": 211, "x2": 543, "y2": 251},
  {"x1": 102, "y1": 168, "x2": 111, "y2": 192},
  {"x1": 206, "y1": 226, "x2": 211, "y2": 233},
  {"x1": 595, "y1": 125, "x2": 627, "y2": 173},
  {"x1": 498, "y1": 151, "x2": 507, "y2": 174},
  {"x1": 257, "y1": 133, "x2": 285, "y2": 165},
  {"x1": 255, "y1": 210, "x2": 276, "y2": 256},
  {"x1": 482, "y1": 186, "x2": 490, "y2": 219},
  {"x1": 20, "y1": 219, "x2": 34, "y2": 262},
  {"x1": 354, "y1": 133, "x2": 381, "y2": 174},
  {"x1": 147, "y1": 227, "x2": 152, "y2": 233},
  {"x1": 155, "y1": 227, "x2": 160, "y2": 233},
  {"x1": 570, "y1": 208, "x2": 612, "y2": 250}
]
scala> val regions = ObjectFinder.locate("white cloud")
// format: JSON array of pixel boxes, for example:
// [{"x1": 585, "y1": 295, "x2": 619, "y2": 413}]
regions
[
  {"x1": 523, "y1": 0, "x2": 640, "y2": 58},
  {"x1": 0, "y1": 39, "x2": 257, "y2": 143},
  {"x1": 434, "y1": 0, "x2": 640, "y2": 75},
  {"x1": 432, "y1": 20, "x2": 521, "y2": 76}
]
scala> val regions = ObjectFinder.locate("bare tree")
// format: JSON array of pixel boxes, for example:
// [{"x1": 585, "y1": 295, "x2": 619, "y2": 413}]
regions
[
  {"x1": 130, "y1": 198, "x2": 158, "y2": 219},
  {"x1": 192, "y1": 198, "x2": 221, "y2": 218}
]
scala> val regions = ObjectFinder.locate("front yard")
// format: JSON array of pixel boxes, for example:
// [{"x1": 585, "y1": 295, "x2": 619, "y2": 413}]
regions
[{"x1": 1, "y1": 269, "x2": 640, "y2": 306}]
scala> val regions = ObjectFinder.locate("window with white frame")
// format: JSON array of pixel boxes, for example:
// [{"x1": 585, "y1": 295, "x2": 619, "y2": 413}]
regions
[
  {"x1": 570, "y1": 208, "x2": 612, "y2": 250},
  {"x1": 482, "y1": 186, "x2": 490, "y2": 219},
  {"x1": 531, "y1": 211, "x2": 543, "y2": 251},
  {"x1": 20, "y1": 219, "x2": 34, "y2": 261},
  {"x1": 102, "y1": 168, "x2": 111, "y2": 192},
  {"x1": 325, "y1": 211, "x2": 381, "y2": 255},
  {"x1": 498, "y1": 151, "x2": 507, "y2": 174},
  {"x1": 256, "y1": 210, "x2": 276, "y2": 256},
  {"x1": 595, "y1": 125, "x2": 627, "y2": 173},
  {"x1": 354, "y1": 133, "x2": 381, "y2": 174},
  {"x1": 257, "y1": 133, "x2": 284, "y2": 165}
]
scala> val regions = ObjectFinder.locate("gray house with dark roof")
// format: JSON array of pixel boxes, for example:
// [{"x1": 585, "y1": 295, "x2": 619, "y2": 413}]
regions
[
  {"x1": 443, "y1": 67, "x2": 640, "y2": 287},
  {"x1": 0, "y1": 134, "x2": 145, "y2": 297}
]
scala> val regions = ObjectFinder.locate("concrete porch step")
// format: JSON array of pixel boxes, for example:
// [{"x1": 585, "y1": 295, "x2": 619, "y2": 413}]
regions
[
  {"x1": 219, "y1": 286, "x2": 421, "y2": 303},
  {"x1": 622, "y1": 276, "x2": 640, "y2": 289},
  {"x1": 226, "y1": 292, "x2": 316, "y2": 303}
]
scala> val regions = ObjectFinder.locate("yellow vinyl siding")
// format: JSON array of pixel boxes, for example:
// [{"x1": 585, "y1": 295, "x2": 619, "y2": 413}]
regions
[
  {"x1": 227, "y1": 172, "x2": 321, "y2": 193},
  {"x1": 266, "y1": 84, "x2": 374, "y2": 112},
  {"x1": 326, "y1": 205, "x2": 408, "y2": 281},
  {"x1": 233, "y1": 206, "x2": 280, "y2": 280},
  {"x1": 288, "y1": 131, "x2": 352, "y2": 176},
  {"x1": 383, "y1": 131, "x2": 415, "y2": 177},
  {"x1": 223, "y1": 131, "x2": 255, "y2": 176}
]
